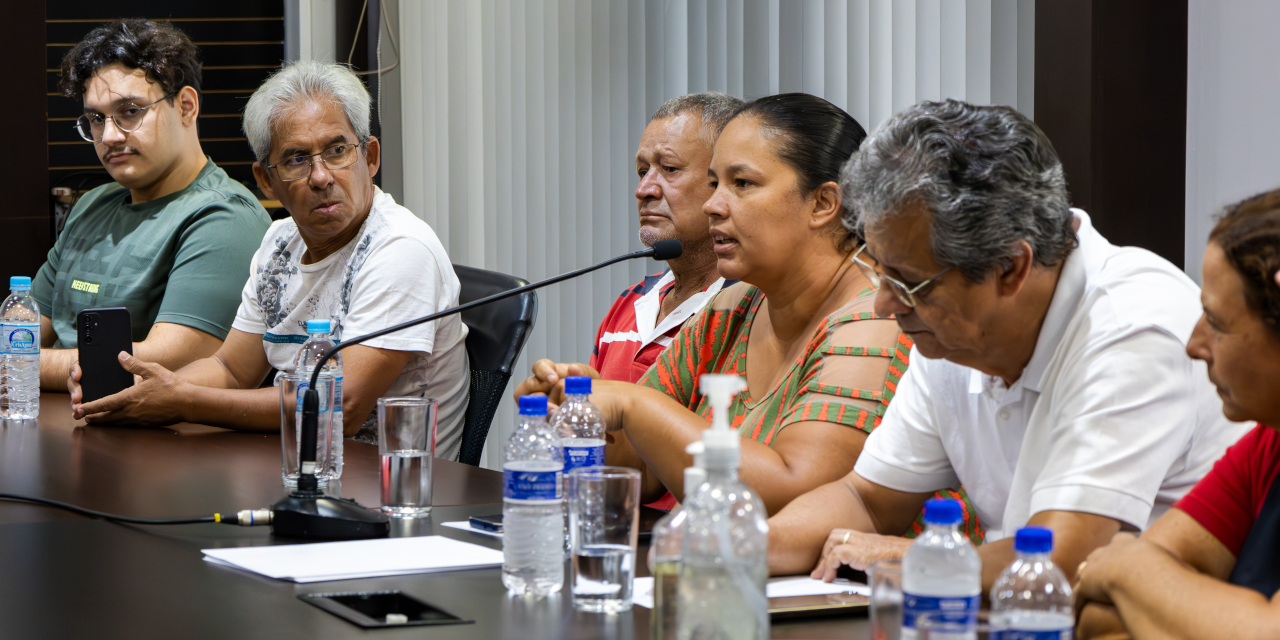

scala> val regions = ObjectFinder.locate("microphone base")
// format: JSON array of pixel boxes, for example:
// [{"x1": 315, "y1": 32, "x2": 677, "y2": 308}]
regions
[{"x1": 270, "y1": 492, "x2": 391, "y2": 540}]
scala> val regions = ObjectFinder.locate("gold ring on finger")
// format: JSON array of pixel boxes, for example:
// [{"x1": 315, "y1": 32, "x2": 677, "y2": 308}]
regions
[{"x1": 841, "y1": 531, "x2": 851, "y2": 545}]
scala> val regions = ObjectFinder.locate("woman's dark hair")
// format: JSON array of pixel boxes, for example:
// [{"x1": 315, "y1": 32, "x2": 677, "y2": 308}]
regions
[
  {"x1": 1210, "y1": 188, "x2": 1280, "y2": 338},
  {"x1": 729, "y1": 93, "x2": 868, "y2": 246},
  {"x1": 59, "y1": 19, "x2": 202, "y2": 103}
]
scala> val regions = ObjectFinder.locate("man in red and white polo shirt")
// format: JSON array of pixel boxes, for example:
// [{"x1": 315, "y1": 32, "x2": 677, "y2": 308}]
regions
[
  {"x1": 589, "y1": 92, "x2": 743, "y2": 384},
  {"x1": 516, "y1": 93, "x2": 743, "y2": 509}
]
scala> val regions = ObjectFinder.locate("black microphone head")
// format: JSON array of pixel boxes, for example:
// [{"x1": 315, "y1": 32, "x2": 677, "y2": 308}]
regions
[{"x1": 651, "y1": 239, "x2": 683, "y2": 261}]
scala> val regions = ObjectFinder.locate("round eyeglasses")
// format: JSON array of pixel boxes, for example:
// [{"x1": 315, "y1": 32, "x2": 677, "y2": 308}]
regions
[
  {"x1": 263, "y1": 141, "x2": 367, "y2": 182},
  {"x1": 851, "y1": 244, "x2": 952, "y2": 308},
  {"x1": 74, "y1": 91, "x2": 178, "y2": 143}
]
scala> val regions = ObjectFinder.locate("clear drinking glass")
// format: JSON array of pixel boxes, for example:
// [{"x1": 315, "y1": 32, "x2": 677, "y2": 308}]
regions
[
  {"x1": 870, "y1": 559, "x2": 905, "y2": 640},
  {"x1": 568, "y1": 466, "x2": 640, "y2": 613},
  {"x1": 377, "y1": 397, "x2": 437, "y2": 517},
  {"x1": 917, "y1": 610, "x2": 991, "y2": 640},
  {"x1": 278, "y1": 372, "x2": 335, "y2": 487}
]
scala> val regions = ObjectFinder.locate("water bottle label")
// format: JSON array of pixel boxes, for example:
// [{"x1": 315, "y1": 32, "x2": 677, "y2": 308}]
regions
[
  {"x1": 0, "y1": 324, "x2": 38, "y2": 355},
  {"x1": 294, "y1": 381, "x2": 331, "y2": 413},
  {"x1": 903, "y1": 593, "x2": 980, "y2": 629},
  {"x1": 563, "y1": 444, "x2": 604, "y2": 471},
  {"x1": 503, "y1": 468, "x2": 564, "y2": 500},
  {"x1": 995, "y1": 631, "x2": 1072, "y2": 640}
]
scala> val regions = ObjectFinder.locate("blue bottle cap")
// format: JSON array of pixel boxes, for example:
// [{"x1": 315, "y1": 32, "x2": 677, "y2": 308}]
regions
[
  {"x1": 305, "y1": 319, "x2": 331, "y2": 334},
  {"x1": 9, "y1": 276, "x2": 31, "y2": 290},
  {"x1": 564, "y1": 376, "x2": 592, "y2": 396},
  {"x1": 518, "y1": 395, "x2": 548, "y2": 416},
  {"x1": 922, "y1": 498, "x2": 963, "y2": 525},
  {"x1": 1014, "y1": 526, "x2": 1054, "y2": 554}
]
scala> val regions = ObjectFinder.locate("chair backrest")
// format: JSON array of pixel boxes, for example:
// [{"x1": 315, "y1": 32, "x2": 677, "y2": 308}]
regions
[{"x1": 453, "y1": 264, "x2": 539, "y2": 466}]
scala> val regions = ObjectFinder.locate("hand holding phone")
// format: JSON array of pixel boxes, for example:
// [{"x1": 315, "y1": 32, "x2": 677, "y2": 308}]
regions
[{"x1": 76, "y1": 308, "x2": 134, "y2": 403}]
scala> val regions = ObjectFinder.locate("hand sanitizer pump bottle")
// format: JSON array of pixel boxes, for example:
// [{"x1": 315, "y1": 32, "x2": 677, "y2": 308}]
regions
[{"x1": 676, "y1": 374, "x2": 769, "y2": 640}]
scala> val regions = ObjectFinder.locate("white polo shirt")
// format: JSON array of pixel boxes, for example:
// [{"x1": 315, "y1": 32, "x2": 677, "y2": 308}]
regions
[{"x1": 855, "y1": 210, "x2": 1249, "y2": 542}]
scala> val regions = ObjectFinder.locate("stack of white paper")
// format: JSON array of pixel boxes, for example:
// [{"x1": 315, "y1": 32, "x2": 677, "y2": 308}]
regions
[
  {"x1": 202, "y1": 535, "x2": 503, "y2": 583},
  {"x1": 632, "y1": 576, "x2": 870, "y2": 609}
]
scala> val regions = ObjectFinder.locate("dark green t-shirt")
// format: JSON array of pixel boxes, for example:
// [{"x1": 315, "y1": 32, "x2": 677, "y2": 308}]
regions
[{"x1": 33, "y1": 158, "x2": 271, "y2": 347}]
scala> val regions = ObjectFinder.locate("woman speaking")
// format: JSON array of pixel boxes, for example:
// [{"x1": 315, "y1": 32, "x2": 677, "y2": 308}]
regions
[{"x1": 517, "y1": 93, "x2": 975, "y2": 534}]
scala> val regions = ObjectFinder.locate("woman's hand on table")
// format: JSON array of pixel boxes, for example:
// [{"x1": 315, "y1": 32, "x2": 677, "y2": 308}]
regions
[
  {"x1": 578, "y1": 379, "x2": 633, "y2": 432},
  {"x1": 72, "y1": 351, "x2": 190, "y2": 427}
]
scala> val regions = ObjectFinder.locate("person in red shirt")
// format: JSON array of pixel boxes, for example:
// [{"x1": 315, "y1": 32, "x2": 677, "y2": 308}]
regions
[
  {"x1": 518, "y1": 94, "x2": 741, "y2": 508},
  {"x1": 1075, "y1": 189, "x2": 1280, "y2": 638},
  {"x1": 587, "y1": 93, "x2": 743, "y2": 384}
]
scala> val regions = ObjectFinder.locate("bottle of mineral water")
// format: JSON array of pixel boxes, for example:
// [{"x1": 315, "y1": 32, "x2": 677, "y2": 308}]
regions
[
  {"x1": 551, "y1": 376, "x2": 605, "y2": 553},
  {"x1": 293, "y1": 318, "x2": 343, "y2": 480},
  {"x1": 991, "y1": 527, "x2": 1073, "y2": 640},
  {"x1": 677, "y1": 374, "x2": 769, "y2": 640},
  {"x1": 1, "y1": 276, "x2": 41, "y2": 420},
  {"x1": 503, "y1": 395, "x2": 565, "y2": 597},
  {"x1": 649, "y1": 441, "x2": 706, "y2": 640},
  {"x1": 902, "y1": 498, "x2": 982, "y2": 640},
  {"x1": 553, "y1": 376, "x2": 606, "y2": 474}
]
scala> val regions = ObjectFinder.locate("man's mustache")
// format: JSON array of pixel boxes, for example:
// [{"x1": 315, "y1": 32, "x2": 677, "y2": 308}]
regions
[{"x1": 100, "y1": 146, "x2": 139, "y2": 161}]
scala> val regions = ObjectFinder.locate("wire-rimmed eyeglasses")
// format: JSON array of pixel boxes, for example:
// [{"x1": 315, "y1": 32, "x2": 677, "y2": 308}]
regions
[
  {"x1": 851, "y1": 244, "x2": 952, "y2": 308},
  {"x1": 263, "y1": 140, "x2": 367, "y2": 182},
  {"x1": 74, "y1": 91, "x2": 178, "y2": 143}
]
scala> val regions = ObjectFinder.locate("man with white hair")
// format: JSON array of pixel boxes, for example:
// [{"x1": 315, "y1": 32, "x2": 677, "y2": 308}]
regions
[{"x1": 70, "y1": 61, "x2": 470, "y2": 461}]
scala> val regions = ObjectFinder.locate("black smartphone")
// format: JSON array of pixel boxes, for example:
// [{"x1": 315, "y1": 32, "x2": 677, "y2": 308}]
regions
[
  {"x1": 299, "y1": 591, "x2": 472, "y2": 628},
  {"x1": 469, "y1": 514, "x2": 503, "y2": 533},
  {"x1": 76, "y1": 307, "x2": 134, "y2": 403}
]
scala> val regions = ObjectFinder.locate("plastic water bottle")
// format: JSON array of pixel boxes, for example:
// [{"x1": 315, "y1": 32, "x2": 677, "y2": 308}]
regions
[
  {"x1": 991, "y1": 527, "x2": 1073, "y2": 640},
  {"x1": 649, "y1": 441, "x2": 706, "y2": 640},
  {"x1": 677, "y1": 374, "x2": 769, "y2": 640},
  {"x1": 1, "y1": 276, "x2": 40, "y2": 420},
  {"x1": 902, "y1": 498, "x2": 982, "y2": 640},
  {"x1": 293, "y1": 319, "x2": 343, "y2": 480},
  {"x1": 551, "y1": 376, "x2": 605, "y2": 553},
  {"x1": 503, "y1": 395, "x2": 565, "y2": 597},
  {"x1": 553, "y1": 376, "x2": 606, "y2": 474}
]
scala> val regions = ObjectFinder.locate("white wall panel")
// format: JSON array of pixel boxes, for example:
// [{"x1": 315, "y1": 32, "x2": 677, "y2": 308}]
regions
[
  {"x1": 1185, "y1": 0, "x2": 1280, "y2": 282},
  {"x1": 398, "y1": 0, "x2": 1033, "y2": 468}
]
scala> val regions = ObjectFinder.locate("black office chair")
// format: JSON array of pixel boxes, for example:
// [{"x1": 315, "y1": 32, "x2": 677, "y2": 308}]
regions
[{"x1": 454, "y1": 264, "x2": 539, "y2": 466}]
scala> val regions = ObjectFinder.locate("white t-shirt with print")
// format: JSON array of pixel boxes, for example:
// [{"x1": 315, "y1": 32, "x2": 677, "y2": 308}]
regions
[{"x1": 232, "y1": 187, "x2": 470, "y2": 461}]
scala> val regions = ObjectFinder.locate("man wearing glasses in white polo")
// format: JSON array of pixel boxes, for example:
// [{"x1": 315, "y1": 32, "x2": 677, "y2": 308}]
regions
[
  {"x1": 767, "y1": 100, "x2": 1249, "y2": 596},
  {"x1": 39, "y1": 19, "x2": 270, "y2": 392},
  {"x1": 71, "y1": 61, "x2": 470, "y2": 464}
]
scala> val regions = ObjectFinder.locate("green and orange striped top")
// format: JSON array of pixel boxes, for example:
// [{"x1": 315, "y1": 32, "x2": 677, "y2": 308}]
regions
[
  {"x1": 640, "y1": 282, "x2": 909, "y2": 441},
  {"x1": 640, "y1": 281, "x2": 984, "y2": 544}
]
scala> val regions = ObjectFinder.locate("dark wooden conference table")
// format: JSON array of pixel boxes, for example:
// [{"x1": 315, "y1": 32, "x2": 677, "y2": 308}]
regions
[{"x1": 0, "y1": 394, "x2": 870, "y2": 639}]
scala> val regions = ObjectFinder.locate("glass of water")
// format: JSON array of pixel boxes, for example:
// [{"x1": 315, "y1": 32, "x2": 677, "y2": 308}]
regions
[
  {"x1": 568, "y1": 466, "x2": 640, "y2": 613},
  {"x1": 278, "y1": 372, "x2": 334, "y2": 487},
  {"x1": 870, "y1": 559, "x2": 904, "y2": 640},
  {"x1": 377, "y1": 397, "x2": 436, "y2": 517},
  {"x1": 917, "y1": 610, "x2": 991, "y2": 640}
]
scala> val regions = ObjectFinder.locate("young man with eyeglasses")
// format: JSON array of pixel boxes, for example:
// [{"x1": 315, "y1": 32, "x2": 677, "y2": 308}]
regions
[
  {"x1": 69, "y1": 61, "x2": 470, "y2": 462},
  {"x1": 38, "y1": 19, "x2": 270, "y2": 393},
  {"x1": 767, "y1": 100, "x2": 1249, "y2": 595}
]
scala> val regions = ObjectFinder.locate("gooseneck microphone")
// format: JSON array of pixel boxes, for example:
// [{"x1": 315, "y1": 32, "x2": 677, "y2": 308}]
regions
[{"x1": 272, "y1": 239, "x2": 684, "y2": 539}]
